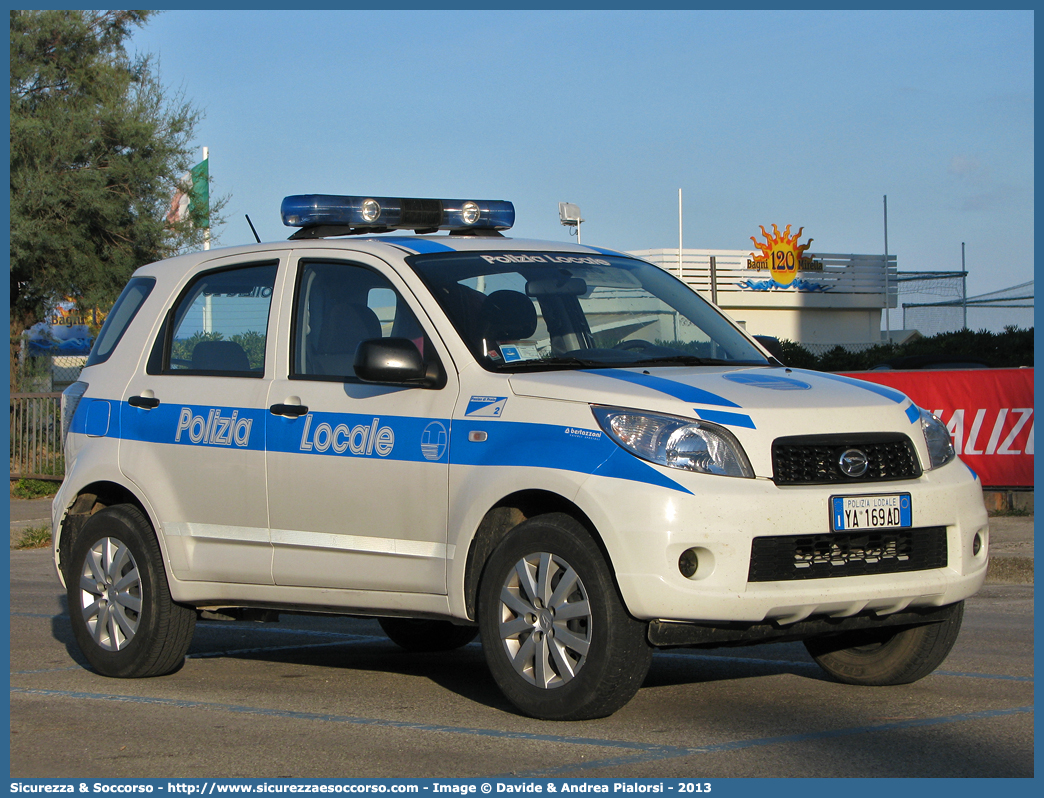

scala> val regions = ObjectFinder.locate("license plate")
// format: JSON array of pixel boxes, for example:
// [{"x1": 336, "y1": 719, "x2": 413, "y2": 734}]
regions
[{"x1": 831, "y1": 493, "x2": 912, "y2": 532}]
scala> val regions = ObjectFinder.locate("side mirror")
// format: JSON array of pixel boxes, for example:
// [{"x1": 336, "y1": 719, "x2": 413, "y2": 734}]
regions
[{"x1": 354, "y1": 338, "x2": 436, "y2": 386}]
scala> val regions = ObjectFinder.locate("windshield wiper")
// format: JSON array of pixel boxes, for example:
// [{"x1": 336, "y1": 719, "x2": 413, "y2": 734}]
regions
[
  {"x1": 630, "y1": 355, "x2": 733, "y2": 366},
  {"x1": 491, "y1": 356, "x2": 600, "y2": 371}
]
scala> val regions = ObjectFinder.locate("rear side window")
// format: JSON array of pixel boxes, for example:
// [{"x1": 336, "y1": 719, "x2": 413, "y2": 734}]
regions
[
  {"x1": 156, "y1": 262, "x2": 278, "y2": 376},
  {"x1": 85, "y1": 277, "x2": 155, "y2": 367}
]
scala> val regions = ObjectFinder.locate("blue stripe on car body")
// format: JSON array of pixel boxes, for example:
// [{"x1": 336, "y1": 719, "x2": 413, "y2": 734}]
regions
[
  {"x1": 581, "y1": 369, "x2": 742, "y2": 409},
  {"x1": 799, "y1": 370, "x2": 920, "y2": 425},
  {"x1": 693, "y1": 408, "x2": 757, "y2": 429},
  {"x1": 802, "y1": 370, "x2": 909, "y2": 405},
  {"x1": 452, "y1": 420, "x2": 691, "y2": 494},
  {"x1": 79, "y1": 399, "x2": 693, "y2": 494},
  {"x1": 368, "y1": 236, "x2": 457, "y2": 254}
]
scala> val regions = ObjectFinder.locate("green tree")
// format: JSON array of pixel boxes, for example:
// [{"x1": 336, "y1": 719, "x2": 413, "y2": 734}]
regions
[{"x1": 10, "y1": 10, "x2": 220, "y2": 350}]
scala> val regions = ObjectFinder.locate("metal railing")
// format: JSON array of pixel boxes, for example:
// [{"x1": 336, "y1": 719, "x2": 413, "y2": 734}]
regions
[
  {"x1": 631, "y1": 249, "x2": 898, "y2": 299},
  {"x1": 10, "y1": 392, "x2": 64, "y2": 481}
]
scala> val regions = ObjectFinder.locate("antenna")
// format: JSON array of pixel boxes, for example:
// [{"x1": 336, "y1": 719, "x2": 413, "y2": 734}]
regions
[{"x1": 245, "y1": 214, "x2": 261, "y2": 243}]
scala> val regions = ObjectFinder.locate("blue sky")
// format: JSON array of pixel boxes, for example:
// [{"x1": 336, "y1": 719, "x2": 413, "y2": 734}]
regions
[{"x1": 129, "y1": 9, "x2": 1033, "y2": 308}]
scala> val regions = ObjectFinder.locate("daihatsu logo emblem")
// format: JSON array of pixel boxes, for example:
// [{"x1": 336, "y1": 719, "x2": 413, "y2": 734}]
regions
[{"x1": 839, "y1": 448, "x2": 869, "y2": 478}]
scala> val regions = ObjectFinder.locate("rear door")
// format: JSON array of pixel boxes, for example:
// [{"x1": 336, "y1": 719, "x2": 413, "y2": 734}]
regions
[
  {"x1": 119, "y1": 254, "x2": 286, "y2": 584},
  {"x1": 265, "y1": 251, "x2": 458, "y2": 594}
]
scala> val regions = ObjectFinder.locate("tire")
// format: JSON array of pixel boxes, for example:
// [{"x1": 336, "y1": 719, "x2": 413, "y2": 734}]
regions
[
  {"x1": 66, "y1": 504, "x2": 196, "y2": 678},
  {"x1": 478, "y1": 513, "x2": 652, "y2": 720},
  {"x1": 804, "y1": 602, "x2": 964, "y2": 686},
  {"x1": 379, "y1": 618, "x2": 479, "y2": 652}
]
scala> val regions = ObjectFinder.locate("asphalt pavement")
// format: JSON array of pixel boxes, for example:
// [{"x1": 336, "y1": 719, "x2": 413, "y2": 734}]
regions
[
  {"x1": 8, "y1": 495, "x2": 1034, "y2": 583},
  {"x1": 9, "y1": 548, "x2": 1034, "y2": 778}
]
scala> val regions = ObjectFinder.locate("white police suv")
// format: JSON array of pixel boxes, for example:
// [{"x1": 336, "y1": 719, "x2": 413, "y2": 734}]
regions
[{"x1": 54, "y1": 194, "x2": 989, "y2": 720}]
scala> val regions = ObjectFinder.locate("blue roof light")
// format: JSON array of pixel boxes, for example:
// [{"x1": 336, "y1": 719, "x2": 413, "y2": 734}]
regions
[{"x1": 281, "y1": 194, "x2": 515, "y2": 235}]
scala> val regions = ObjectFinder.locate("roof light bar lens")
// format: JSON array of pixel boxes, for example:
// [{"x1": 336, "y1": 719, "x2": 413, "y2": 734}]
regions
[
  {"x1": 461, "y1": 201, "x2": 481, "y2": 225},
  {"x1": 361, "y1": 198, "x2": 381, "y2": 223},
  {"x1": 280, "y1": 195, "x2": 514, "y2": 232}
]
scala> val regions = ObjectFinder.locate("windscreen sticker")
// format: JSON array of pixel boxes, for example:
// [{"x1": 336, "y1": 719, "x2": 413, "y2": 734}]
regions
[
  {"x1": 466, "y1": 396, "x2": 508, "y2": 417},
  {"x1": 499, "y1": 343, "x2": 541, "y2": 363}
]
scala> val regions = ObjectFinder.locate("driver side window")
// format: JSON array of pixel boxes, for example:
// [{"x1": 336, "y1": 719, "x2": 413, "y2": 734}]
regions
[{"x1": 292, "y1": 261, "x2": 432, "y2": 381}]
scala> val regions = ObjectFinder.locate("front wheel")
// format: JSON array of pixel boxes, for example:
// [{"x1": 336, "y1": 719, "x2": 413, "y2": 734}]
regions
[
  {"x1": 804, "y1": 602, "x2": 964, "y2": 686},
  {"x1": 478, "y1": 513, "x2": 652, "y2": 720},
  {"x1": 66, "y1": 504, "x2": 196, "y2": 678}
]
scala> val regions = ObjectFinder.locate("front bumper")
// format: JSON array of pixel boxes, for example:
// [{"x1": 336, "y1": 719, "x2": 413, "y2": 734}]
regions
[{"x1": 578, "y1": 457, "x2": 989, "y2": 625}]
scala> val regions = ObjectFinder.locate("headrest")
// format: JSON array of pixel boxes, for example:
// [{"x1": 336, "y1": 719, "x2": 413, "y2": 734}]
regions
[{"x1": 483, "y1": 290, "x2": 537, "y2": 341}]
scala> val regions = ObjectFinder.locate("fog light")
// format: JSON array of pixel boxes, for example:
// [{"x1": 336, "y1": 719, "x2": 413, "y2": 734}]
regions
[
  {"x1": 679, "y1": 548, "x2": 699, "y2": 578},
  {"x1": 973, "y1": 533, "x2": 982, "y2": 556}
]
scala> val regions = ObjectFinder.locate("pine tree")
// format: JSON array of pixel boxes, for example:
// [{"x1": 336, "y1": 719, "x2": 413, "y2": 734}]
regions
[{"x1": 10, "y1": 10, "x2": 217, "y2": 346}]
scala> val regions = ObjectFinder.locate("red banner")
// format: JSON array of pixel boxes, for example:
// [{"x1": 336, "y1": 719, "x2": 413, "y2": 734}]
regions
[{"x1": 841, "y1": 369, "x2": 1034, "y2": 488}]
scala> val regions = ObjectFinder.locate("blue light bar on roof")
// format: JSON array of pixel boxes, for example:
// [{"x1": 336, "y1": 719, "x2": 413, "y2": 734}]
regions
[{"x1": 281, "y1": 194, "x2": 515, "y2": 232}]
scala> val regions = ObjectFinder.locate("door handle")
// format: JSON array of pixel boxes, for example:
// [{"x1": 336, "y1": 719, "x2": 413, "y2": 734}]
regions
[
  {"x1": 128, "y1": 395, "x2": 160, "y2": 409},
  {"x1": 270, "y1": 403, "x2": 309, "y2": 417}
]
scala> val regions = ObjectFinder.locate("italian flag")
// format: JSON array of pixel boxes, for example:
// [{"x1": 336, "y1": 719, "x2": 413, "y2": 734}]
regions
[{"x1": 167, "y1": 158, "x2": 210, "y2": 228}]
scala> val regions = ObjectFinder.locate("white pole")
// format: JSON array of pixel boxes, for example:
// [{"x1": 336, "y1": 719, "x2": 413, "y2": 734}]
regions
[
  {"x1": 203, "y1": 146, "x2": 211, "y2": 251},
  {"x1": 677, "y1": 188, "x2": 683, "y2": 279},
  {"x1": 962, "y1": 242, "x2": 967, "y2": 329},
  {"x1": 883, "y1": 195, "x2": 890, "y2": 340}
]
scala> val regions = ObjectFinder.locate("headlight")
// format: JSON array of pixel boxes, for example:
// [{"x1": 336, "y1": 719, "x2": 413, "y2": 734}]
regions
[
  {"x1": 919, "y1": 407, "x2": 955, "y2": 469},
  {"x1": 592, "y1": 406, "x2": 754, "y2": 478}
]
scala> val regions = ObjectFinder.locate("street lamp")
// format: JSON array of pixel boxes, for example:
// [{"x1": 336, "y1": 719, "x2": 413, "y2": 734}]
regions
[{"x1": 559, "y1": 202, "x2": 583, "y2": 244}]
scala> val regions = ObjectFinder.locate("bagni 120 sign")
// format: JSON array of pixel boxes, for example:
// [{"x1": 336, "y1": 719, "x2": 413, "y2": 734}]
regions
[{"x1": 746, "y1": 224, "x2": 822, "y2": 286}]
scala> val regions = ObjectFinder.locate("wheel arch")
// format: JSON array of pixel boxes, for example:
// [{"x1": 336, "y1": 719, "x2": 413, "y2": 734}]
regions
[
  {"x1": 56, "y1": 480, "x2": 152, "y2": 585},
  {"x1": 462, "y1": 489, "x2": 611, "y2": 620}
]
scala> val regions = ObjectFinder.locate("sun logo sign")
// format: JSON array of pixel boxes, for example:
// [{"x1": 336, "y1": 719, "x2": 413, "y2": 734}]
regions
[{"x1": 747, "y1": 224, "x2": 816, "y2": 287}]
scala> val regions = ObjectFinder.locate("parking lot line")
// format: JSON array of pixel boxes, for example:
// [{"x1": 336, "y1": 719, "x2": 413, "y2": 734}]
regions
[
  {"x1": 10, "y1": 685, "x2": 1032, "y2": 777},
  {"x1": 507, "y1": 705, "x2": 1036, "y2": 777}
]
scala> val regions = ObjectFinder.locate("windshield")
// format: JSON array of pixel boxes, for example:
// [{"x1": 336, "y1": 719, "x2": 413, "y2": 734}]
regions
[{"x1": 408, "y1": 250, "x2": 769, "y2": 371}]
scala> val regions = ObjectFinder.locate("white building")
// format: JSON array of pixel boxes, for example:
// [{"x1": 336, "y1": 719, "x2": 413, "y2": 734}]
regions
[{"x1": 631, "y1": 248, "x2": 897, "y2": 347}]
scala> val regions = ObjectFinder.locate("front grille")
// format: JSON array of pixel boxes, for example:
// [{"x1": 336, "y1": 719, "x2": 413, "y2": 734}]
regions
[
  {"x1": 772, "y1": 433, "x2": 921, "y2": 485},
  {"x1": 748, "y1": 527, "x2": 948, "y2": 582}
]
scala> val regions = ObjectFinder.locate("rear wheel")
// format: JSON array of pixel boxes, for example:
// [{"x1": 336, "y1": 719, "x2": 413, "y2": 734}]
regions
[
  {"x1": 66, "y1": 504, "x2": 196, "y2": 677},
  {"x1": 804, "y1": 602, "x2": 964, "y2": 685},
  {"x1": 378, "y1": 618, "x2": 478, "y2": 652},
  {"x1": 478, "y1": 513, "x2": 652, "y2": 720}
]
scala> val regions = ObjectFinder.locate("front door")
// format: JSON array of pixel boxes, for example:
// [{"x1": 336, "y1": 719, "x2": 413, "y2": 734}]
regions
[{"x1": 265, "y1": 253, "x2": 457, "y2": 594}]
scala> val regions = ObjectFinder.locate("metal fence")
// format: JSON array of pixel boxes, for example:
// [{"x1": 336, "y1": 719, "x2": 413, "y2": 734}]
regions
[
  {"x1": 10, "y1": 392, "x2": 64, "y2": 481},
  {"x1": 631, "y1": 249, "x2": 897, "y2": 300}
]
